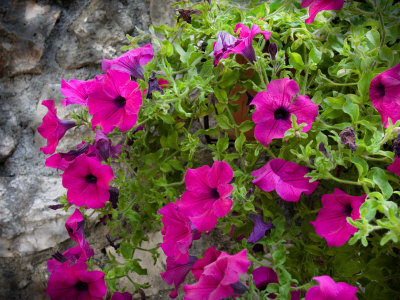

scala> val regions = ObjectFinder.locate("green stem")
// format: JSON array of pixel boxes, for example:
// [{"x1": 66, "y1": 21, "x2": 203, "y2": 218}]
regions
[
  {"x1": 378, "y1": 11, "x2": 386, "y2": 48},
  {"x1": 326, "y1": 173, "x2": 362, "y2": 186},
  {"x1": 320, "y1": 74, "x2": 358, "y2": 86}
]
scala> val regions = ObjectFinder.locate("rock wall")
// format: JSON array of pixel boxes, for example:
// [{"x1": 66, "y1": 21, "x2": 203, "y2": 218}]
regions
[{"x1": 0, "y1": 0, "x2": 177, "y2": 299}]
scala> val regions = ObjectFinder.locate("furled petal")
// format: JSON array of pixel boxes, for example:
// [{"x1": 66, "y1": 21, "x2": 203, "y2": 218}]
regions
[
  {"x1": 305, "y1": 275, "x2": 358, "y2": 300},
  {"x1": 302, "y1": 0, "x2": 345, "y2": 24},
  {"x1": 247, "y1": 214, "x2": 274, "y2": 243}
]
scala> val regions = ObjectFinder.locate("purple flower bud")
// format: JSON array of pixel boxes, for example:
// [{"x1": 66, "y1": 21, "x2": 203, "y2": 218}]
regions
[{"x1": 268, "y1": 42, "x2": 277, "y2": 60}]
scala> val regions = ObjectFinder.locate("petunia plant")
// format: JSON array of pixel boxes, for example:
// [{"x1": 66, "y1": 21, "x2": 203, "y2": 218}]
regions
[{"x1": 38, "y1": 0, "x2": 400, "y2": 299}]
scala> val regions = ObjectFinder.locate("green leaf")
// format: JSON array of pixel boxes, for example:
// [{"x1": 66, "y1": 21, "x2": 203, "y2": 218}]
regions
[
  {"x1": 214, "y1": 87, "x2": 228, "y2": 104},
  {"x1": 288, "y1": 52, "x2": 304, "y2": 70},
  {"x1": 372, "y1": 168, "x2": 393, "y2": 200},
  {"x1": 358, "y1": 71, "x2": 374, "y2": 100},
  {"x1": 199, "y1": 60, "x2": 213, "y2": 78},
  {"x1": 350, "y1": 157, "x2": 368, "y2": 178},
  {"x1": 343, "y1": 97, "x2": 359, "y2": 122},
  {"x1": 366, "y1": 30, "x2": 380, "y2": 48},
  {"x1": 309, "y1": 48, "x2": 322, "y2": 64},
  {"x1": 215, "y1": 114, "x2": 232, "y2": 130},
  {"x1": 217, "y1": 135, "x2": 229, "y2": 153},
  {"x1": 120, "y1": 242, "x2": 133, "y2": 260},
  {"x1": 234, "y1": 133, "x2": 246, "y2": 153},
  {"x1": 238, "y1": 120, "x2": 254, "y2": 133}
]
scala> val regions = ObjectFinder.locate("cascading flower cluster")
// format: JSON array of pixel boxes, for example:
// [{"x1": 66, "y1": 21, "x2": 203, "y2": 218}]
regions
[
  {"x1": 38, "y1": 44, "x2": 157, "y2": 299},
  {"x1": 36, "y1": 0, "x2": 400, "y2": 298}
]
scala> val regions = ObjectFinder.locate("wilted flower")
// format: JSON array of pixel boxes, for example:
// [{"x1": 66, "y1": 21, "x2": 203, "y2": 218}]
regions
[
  {"x1": 183, "y1": 249, "x2": 250, "y2": 300},
  {"x1": 159, "y1": 201, "x2": 201, "y2": 264},
  {"x1": 101, "y1": 44, "x2": 154, "y2": 80},
  {"x1": 301, "y1": 0, "x2": 345, "y2": 24},
  {"x1": 369, "y1": 63, "x2": 400, "y2": 127},
  {"x1": 247, "y1": 214, "x2": 274, "y2": 243},
  {"x1": 305, "y1": 275, "x2": 358, "y2": 300},
  {"x1": 161, "y1": 256, "x2": 198, "y2": 298},
  {"x1": 179, "y1": 160, "x2": 234, "y2": 232},
  {"x1": 65, "y1": 209, "x2": 94, "y2": 257},
  {"x1": 213, "y1": 31, "x2": 238, "y2": 67},
  {"x1": 311, "y1": 189, "x2": 366, "y2": 247},
  {"x1": 45, "y1": 142, "x2": 91, "y2": 171},
  {"x1": 146, "y1": 73, "x2": 169, "y2": 99},
  {"x1": 93, "y1": 129, "x2": 122, "y2": 161},
  {"x1": 176, "y1": 9, "x2": 202, "y2": 24},
  {"x1": 62, "y1": 155, "x2": 114, "y2": 209},
  {"x1": 252, "y1": 158, "x2": 319, "y2": 202},
  {"x1": 61, "y1": 78, "x2": 96, "y2": 106},
  {"x1": 251, "y1": 78, "x2": 318, "y2": 147},
  {"x1": 46, "y1": 262, "x2": 106, "y2": 300},
  {"x1": 88, "y1": 70, "x2": 143, "y2": 134},
  {"x1": 47, "y1": 245, "x2": 92, "y2": 274},
  {"x1": 37, "y1": 100, "x2": 76, "y2": 155},
  {"x1": 340, "y1": 126, "x2": 357, "y2": 151}
]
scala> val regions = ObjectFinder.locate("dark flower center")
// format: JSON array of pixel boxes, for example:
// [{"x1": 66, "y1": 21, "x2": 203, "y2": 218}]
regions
[
  {"x1": 75, "y1": 281, "x2": 89, "y2": 292},
  {"x1": 376, "y1": 82, "x2": 386, "y2": 97},
  {"x1": 85, "y1": 174, "x2": 97, "y2": 184},
  {"x1": 210, "y1": 188, "x2": 220, "y2": 199},
  {"x1": 344, "y1": 204, "x2": 353, "y2": 217},
  {"x1": 274, "y1": 106, "x2": 290, "y2": 120},
  {"x1": 114, "y1": 95, "x2": 126, "y2": 108}
]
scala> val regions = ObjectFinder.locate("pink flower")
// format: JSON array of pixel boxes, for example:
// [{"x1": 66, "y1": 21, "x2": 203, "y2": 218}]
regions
[
  {"x1": 192, "y1": 247, "x2": 222, "y2": 281},
  {"x1": 45, "y1": 142, "x2": 91, "y2": 171},
  {"x1": 310, "y1": 189, "x2": 366, "y2": 247},
  {"x1": 47, "y1": 245, "x2": 92, "y2": 273},
  {"x1": 252, "y1": 267, "x2": 300, "y2": 300},
  {"x1": 161, "y1": 256, "x2": 198, "y2": 298},
  {"x1": 62, "y1": 155, "x2": 114, "y2": 209},
  {"x1": 46, "y1": 262, "x2": 106, "y2": 300},
  {"x1": 252, "y1": 159, "x2": 318, "y2": 202},
  {"x1": 88, "y1": 70, "x2": 143, "y2": 134},
  {"x1": 369, "y1": 63, "x2": 400, "y2": 127},
  {"x1": 93, "y1": 129, "x2": 123, "y2": 161},
  {"x1": 183, "y1": 249, "x2": 250, "y2": 300},
  {"x1": 65, "y1": 209, "x2": 94, "y2": 257},
  {"x1": 305, "y1": 276, "x2": 358, "y2": 300},
  {"x1": 387, "y1": 157, "x2": 400, "y2": 176},
  {"x1": 250, "y1": 78, "x2": 318, "y2": 147},
  {"x1": 179, "y1": 161, "x2": 234, "y2": 232},
  {"x1": 102, "y1": 44, "x2": 154, "y2": 80},
  {"x1": 213, "y1": 24, "x2": 270, "y2": 66},
  {"x1": 301, "y1": 0, "x2": 344, "y2": 24},
  {"x1": 230, "y1": 24, "x2": 271, "y2": 63},
  {"x1": 111, "y1": 292, "x2": 133, "y2": 300},
  {"x1": 159, "y1": 201, "x2": 201, "y2": 264},
  {"x1": 61, "y1": 78, "x2": 96, "y2": 106},
  {"x1": 37, "y1": 100, "x2": 76, "y2": 155}
]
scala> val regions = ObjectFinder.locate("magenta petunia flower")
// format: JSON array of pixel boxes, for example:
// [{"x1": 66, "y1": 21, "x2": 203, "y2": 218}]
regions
[
  {"x1": 87, "y1": 70, "x2": 143, "y2": 134},
  {"x1": 45, "y1": 142, "x2": 91, "y2": 171},
  {"x1": 252, "y1": 158, "x2": 319, "y2": 202},
  {"x1": 230, "y1": 23, "x2": 271, "y2": 63},
  {"x1": 247, "y1": 214, "x2": 274, "y2": 243},
  {"x1": 62, "y1": 155, "x2": 114, "y2": 209},
  {"x1": 37, "y1": 100, "x2": 76, "y2": 155},
  {"x1": 305, "y1": 276, "x2": 358, "y2": 300},
  {"x1": 369, "y1": 63, "x2": 400, "y2": 127},
  {"x1": 183, "y1": 249, "x2": 250, "y2": 300},
  {"x1": 93, "y1": 129, "x2": 123, "y2": 162},
  {"x1": 159, "y1": 201, "x2": 201, "y2": 264},
  {"x1": 161, "y1": 256, "x2": 198, "y2": 299},
  {"x1": 102, "y1": 44, "x2": 154, "y2": 80},
  {"x1": 111, "y1": 292, "x2": 133, "y2": 300},
  {"x1": 61, "y1": 78, "x2": 96, "y2": 106},
  {"x1": 310, "y1": 189, "x2": 366, "y2": 247},
  {"x1": 213, "y1": 24, "x2": 270, "y2": 66},
  {"x1": 46, "y1": 262, "x2": 106, "y2": 300},
  {"x1": 252, "y1": 267, "x2": 300, "y2": 300},
  {"x1": 47, "y1": 244, "x2": 93, "y2": 274},
  {"x1": 178, "y1": 160, "x2": 234, "y2": 232},
  {"x1": 65, "y1": 209, "x2": 94, "y2": 257},
  {"x1": 301, "y1": 0, "x2": 344, "y2": 24},
  {"x1": 192, "y1": 246, "x2": 222, "y2": 281},
  {"x1": 387, "y1": 157, "x2": 400, "y2": 176},
  {"x1": 251, "y1": 78, "x2": 318, "y2": 147}
]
